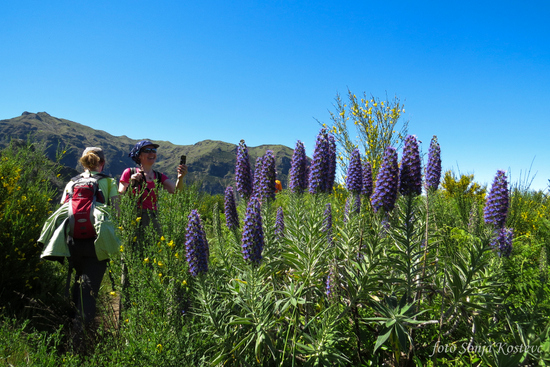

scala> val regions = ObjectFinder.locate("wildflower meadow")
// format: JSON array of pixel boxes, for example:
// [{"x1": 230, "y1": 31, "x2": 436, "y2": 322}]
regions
[{"x1": 2, "y1": 127, "x2": 550, "y2": 366}]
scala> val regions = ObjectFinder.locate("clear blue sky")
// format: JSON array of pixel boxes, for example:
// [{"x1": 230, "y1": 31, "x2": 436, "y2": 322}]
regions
[{"x1": 2, "y1": 1, "x2": 549, "y2": 190}]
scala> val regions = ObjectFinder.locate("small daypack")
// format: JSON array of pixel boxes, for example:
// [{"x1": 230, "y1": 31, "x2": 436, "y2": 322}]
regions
[{"x1": 64, "y1": 173, "x2": 110, "y2": 240}]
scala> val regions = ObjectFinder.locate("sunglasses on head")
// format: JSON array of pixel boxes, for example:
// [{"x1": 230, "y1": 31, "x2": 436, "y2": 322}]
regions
[{"x1": 141, "y1": 148, "x2": 157, "y2": 153}]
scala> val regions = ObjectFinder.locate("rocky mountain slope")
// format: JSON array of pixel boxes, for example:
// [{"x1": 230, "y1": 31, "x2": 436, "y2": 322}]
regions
[{"x1": 0, "y1": 112, "x2": 295, "y2": 195}]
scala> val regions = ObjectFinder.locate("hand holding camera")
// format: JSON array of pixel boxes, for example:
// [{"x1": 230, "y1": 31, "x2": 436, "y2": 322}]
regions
[{"x1": 177, "y1": 155, "x2": 188, "y2": 178}]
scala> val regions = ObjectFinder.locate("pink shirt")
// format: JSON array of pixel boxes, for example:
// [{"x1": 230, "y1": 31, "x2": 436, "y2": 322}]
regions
[{"x1": 120, "y1": 168, "x2": 168, "y2": 210}]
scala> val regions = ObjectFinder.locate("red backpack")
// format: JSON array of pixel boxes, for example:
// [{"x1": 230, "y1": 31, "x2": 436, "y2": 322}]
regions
[{"x1": 64, "y1": 173, "x2": 109, "y2": 240}]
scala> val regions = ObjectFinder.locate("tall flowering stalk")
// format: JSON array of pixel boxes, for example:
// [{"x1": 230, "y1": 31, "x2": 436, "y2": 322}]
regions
[
  {"x1": 241, "y1": 199, "x2": 264, "y2": 265},
  {"x1": 224, "y1": 186, "x2": 239, "y2": 230},
  {"x1": 399, "y1": 135, "x2": 422, "y2": 197},
  {"x1": 185, "y1": 210, "x2": 209, "y2": 276},
  {"x1": 235, "y1": 140, "x2": 253, "y2": 199},
  {"x1": 252, "y1": 156, "x2": 263, "y2": 200},
  {"x1": 425, "y1": 135, "x2": 442, "y2": 192},
  {"x1": 346, "y1": 149, "x2": 363, "y2": 194},
  {"x1": 275, "y1": 206, "x2": 285, "y2": 239},
  {"x1": 362, "y1": 161, "x2": 373, "y2": 198},
  {"x1": 491, "y1": 227, "x2": 513, "y2": 257},
  {"x1": 289, "y1": 140, "x2": 309, "y2": 193},
  {"x1": 484, "y1": 170, "x2": 513, "y2": 257},
  {"x1": 327, "y1": 134, "x2": 337, "y2": 192},
  {"x1": 484, "y1": 170, "x2": 509, "y2": 228},
  {"x1": 258, "y1": 150, "x2": 276, "y2": 202},
  {"x1": 309, "y1": 129, "x2": 331, "y2": 194},
  {"x1": 346, "y1": 150, "x2": 363, "y2": 214},
  {"x1": 323, "y1": 203, "x2": 333, "y2": 246},
  {"x1": 326, "y1": 264, "x2": 338, "y2": 301},
  {"x1": 371, "y1": 146, "x2": 399, "y2": 213}
]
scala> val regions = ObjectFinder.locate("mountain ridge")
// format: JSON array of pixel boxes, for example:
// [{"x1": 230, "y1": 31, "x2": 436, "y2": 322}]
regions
[{"x1": 0, "y1": 112, "x2": 295, "y2": 195}]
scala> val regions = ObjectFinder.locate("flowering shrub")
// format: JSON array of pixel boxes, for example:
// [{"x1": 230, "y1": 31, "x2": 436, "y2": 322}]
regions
[
  {"x1": 484, "y1": 170, "x2": 510, "y2": 228},
  {"x1": 289, "y1": 140, "x2": 308, "y2": 193},
  {"x1": 275, "y1": 206, "x2": 285, "y2": 239},
  {"x1": 425, "y1": 135, "x2": 442, "y2": 191},
  {"x1": 257, "y1": 150, "x2": 276, "y2": 202},
  {"x1": 399, "y1": 135, "x2": 422, "y2": 196},
  {"x1": 362, "y1": 160, "x2": 373, "y2": 198},
  {"x1": 185, "y1": 209, "x2": 209, "y2": 276},
  {"x1": 346, "y1": 149, "x2": 363, "y2": 194},
  {"x1": 308, "y1": 129, "x2": 332, "y2": 194},
  {"x1": 224, "y1": 186, "x2": 239, "y2": 230},
  {"x1": 0, "y1": 140, "x2": 64, "y2": 312},
  {"x1": 241, "y1": 199, "x2": 264, "y2": 264},
  {"x1": 371, "y1": 146, "x2": 399, "y2": 213},
  {"x1": 235, "y1": 140, "x2": 253, "y2": 199}
]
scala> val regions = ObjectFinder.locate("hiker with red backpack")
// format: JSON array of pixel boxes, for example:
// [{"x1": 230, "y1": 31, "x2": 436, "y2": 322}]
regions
[{"x1": 39, "y1": 147, "x2": 120, "y2": 346}]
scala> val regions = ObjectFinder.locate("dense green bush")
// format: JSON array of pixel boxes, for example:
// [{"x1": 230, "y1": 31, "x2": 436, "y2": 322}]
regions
[{"x1": 0, "y1": 140, "x2": 66, "y2": 315}]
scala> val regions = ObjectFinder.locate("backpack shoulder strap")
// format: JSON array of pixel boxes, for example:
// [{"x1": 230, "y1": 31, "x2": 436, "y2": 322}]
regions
[
  {"x1": 70, "y1": 173, "x2": 86, "y2": 182},
  {"x1": 153, "y1": 170, "x2": 163, "y2": 185}
]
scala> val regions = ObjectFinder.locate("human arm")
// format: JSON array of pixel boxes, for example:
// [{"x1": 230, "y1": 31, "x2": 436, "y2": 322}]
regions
[
  {"x1": 162, "y1": 164, "x2": 188, "y2": 194},
  {"x1": 118, "y1": 168, "x2": 134, "y2": 194}
]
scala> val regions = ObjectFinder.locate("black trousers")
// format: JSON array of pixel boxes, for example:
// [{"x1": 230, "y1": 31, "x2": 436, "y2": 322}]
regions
[{"x1": 69, "y1": 238, "x2": 107, "y2": 325}]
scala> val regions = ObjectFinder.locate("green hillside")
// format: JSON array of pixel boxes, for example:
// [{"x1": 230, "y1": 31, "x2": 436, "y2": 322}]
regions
[{"x1": 0, "y1": 112, "x2": 295, "y2": 195}]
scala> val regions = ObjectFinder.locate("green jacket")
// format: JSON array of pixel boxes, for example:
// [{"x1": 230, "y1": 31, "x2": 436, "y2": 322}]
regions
[{"x1": 38, "y1": 202, "x2": 121, "y2": 262}]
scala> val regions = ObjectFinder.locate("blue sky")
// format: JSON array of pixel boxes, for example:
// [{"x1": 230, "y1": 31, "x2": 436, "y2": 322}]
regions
[{"x1": 2, "y1": 1, "x2": 549, "y2": 190}]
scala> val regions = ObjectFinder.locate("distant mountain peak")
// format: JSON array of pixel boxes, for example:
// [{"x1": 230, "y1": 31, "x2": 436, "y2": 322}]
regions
[{"x1": 1, "y1": 112, "x2": 295, "y2": 195}]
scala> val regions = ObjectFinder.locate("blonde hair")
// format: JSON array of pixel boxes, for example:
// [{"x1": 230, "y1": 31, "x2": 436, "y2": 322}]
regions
[{"x1": 80, "y1": 151, "x2": 104, "y2": 171}]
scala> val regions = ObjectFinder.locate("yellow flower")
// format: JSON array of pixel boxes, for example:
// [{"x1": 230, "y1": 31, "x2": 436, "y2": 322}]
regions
[
  {"x1": 110, "y1": 291, "x2": 116, "y2": 297},
  {"x1": 120, "y1": 245, "x2": 124, "y2": 252},
  {"x1": 157, "y1": 344, "x2": 163, "y2": 353},
  {"x1": 160, "y1": 236, "x2": 165, "y2": 241},
  {"x1": 158, "y1": 273, "x2": 163, "y2": 277},
  {"x1": 136, "y1": 217, "x2": 142, "y2": 223},
  {"x1": 182, "y1": 280, "x2": 187, "y2": 286},
  {"x1": 144, "y1": 257, "x2": 150, "y2": 263},
  {"x1": 157, "y1": 261, "x2": 164, "y2": 267}
]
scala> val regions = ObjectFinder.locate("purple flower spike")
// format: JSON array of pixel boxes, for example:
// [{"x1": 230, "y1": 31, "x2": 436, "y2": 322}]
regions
[
  {"x1": 275, "y1": 206, "x2": 285, "y2": 239},
  {"x1": 323, "y1": 203, "x2": 333, "y2": 245},
  {"x1": 289, "y1": 140, "x2": 309, "y2": 194},
  {"x1": 259, "y1": 150, "x2": 276, "y2": 202},
  {"x1": 241, "y1": 199, "x2": 264, "y2": 265},
  {"x1": 425, "y1": 136, "x2": 442, "y2": 192},
  {"x1": 309, "y1": 129, "x2": 331, "y2": 194},
  {"x1": 346, "y1": 149, "x2": 363, "y2": 194},
  {"x1": 491, "y1": 227, "x2": 513, "y2": 257},
  {"x1": 252, "y1": 156, "x2": 264, "y2": 200},
  {"x1": 371, "y1": 147, "x2": 399, "y2": 213},
  {"x1": 326, "y1": 265, "x2": 338, "y2": 301},
  {"x1": 362, "y1": 161, "x2": 373, "y2": 198},
  {"x1": 235, "y1": 140, "x2": 253, "y2": 199},
  {"x1": 185, "y1": 210, "x2": 209, "y2": 276},
  {"x1": 484, "y1": 170, "x2": 509, "y2": 228},
  {"x1": 224, "y1": 186, "x2": 239, "y2": 230},
  {"x1": 399, "y1": 135, "x2": 422, "y2": 196}
]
